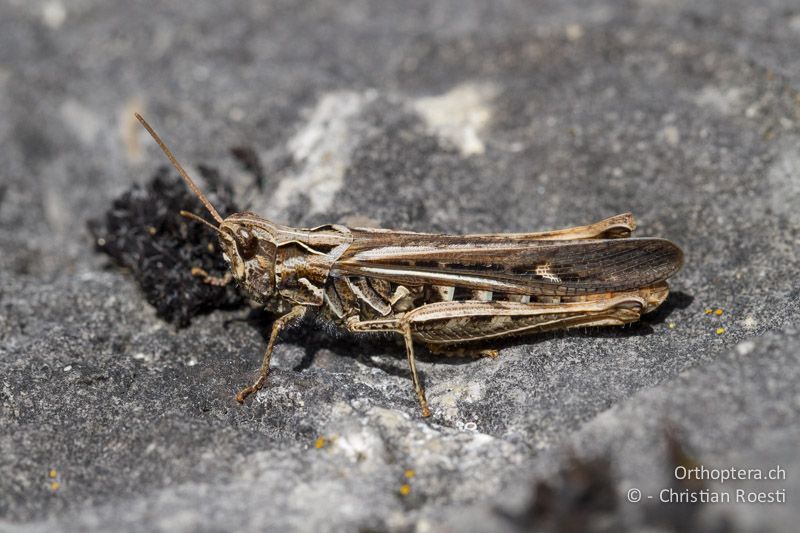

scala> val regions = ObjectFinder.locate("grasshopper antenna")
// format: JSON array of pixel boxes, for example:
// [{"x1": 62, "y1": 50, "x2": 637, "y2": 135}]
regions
[
  {"x1": 180, "y1": 210, "x2": 222, "y2": 234},
  {"x1": 135, "y1": 113, "x2": 224, "y2": 224}
]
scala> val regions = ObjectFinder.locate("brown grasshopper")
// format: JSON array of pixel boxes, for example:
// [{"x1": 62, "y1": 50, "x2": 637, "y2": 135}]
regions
[{"x1": 135, "y1": 113, "x2": 683, "y2": 417}]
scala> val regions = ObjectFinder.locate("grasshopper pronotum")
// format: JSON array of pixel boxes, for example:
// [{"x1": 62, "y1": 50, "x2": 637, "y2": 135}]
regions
[{"x1": 136, "y1": 114, "x2": 683, "y2": 417}]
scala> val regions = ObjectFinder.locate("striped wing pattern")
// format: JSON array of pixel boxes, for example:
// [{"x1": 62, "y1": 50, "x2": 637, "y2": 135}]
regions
[{"x1": 332, "y1": 235, "x2": 683, "y2": 296}]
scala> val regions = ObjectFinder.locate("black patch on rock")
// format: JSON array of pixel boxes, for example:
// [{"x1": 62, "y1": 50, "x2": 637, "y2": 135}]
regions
[
  {"x1": 88, "y1": 167, "x2": 245, "y2": 327},
  {"x1": 230, "y1": 145, "x2": 266, "y2": 192}
]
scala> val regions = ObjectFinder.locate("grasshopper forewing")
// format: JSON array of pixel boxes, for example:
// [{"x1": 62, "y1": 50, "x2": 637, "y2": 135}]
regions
[{"x1": 136, "y1": 114, "x2": 684, "y2": 417}]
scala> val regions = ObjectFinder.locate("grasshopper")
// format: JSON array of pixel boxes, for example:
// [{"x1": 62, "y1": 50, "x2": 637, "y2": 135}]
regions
[{"x1": 135, "y1": 113, "x2": 683, "y2": 417}]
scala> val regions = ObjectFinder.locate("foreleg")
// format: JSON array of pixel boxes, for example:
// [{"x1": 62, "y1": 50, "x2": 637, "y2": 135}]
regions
[{"x1": 235, "y1": 305, "x2": 307, "y2": 403}]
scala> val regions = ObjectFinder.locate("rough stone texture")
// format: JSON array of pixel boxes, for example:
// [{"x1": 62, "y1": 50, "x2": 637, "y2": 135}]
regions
[{"x1": 1, "y1": 1, "x2": 799, "y2": 531}]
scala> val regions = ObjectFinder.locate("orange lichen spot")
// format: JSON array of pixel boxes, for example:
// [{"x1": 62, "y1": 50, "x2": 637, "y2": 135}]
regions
[
  {"x1": 399, "y1": 484, "x2": 411, "y2": 496},
  {"x1": 49, "y1": 469, "x2": 57, "y2": 479},
  {"x1": 404, "y1": 469, "x2": 416, "y2": 479},
  {"x1": 704, "y1": 308, "x2": 713, "y2": 315},
  {"x1": 50, "y1": 482, "x2": 61, "y2": 491},
  {"x1": 716, "y1": 327, "x2": 725, "y2": 335},
  {"x1": 314, "y1": 436, "x2": 327, "y2": 449},
  {"x1": 714, "y1": 309, "x2": 723, "y2": 316}
]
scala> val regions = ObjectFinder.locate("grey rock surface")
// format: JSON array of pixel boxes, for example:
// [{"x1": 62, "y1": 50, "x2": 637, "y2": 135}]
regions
[{"x1": 1, "y1": 0, "x2": 799, "y2": 531}]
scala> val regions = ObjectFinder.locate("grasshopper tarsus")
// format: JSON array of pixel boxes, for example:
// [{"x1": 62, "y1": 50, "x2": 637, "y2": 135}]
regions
[
  {"x1": 235, "y1": 379, "x2": 264, "y2": 404},
  {"x1": 137, "y1": 114, "x2": 684, "y2": 418},
  {"x1": 191, "y1": 267, "x2": 233, "y2": 287}
]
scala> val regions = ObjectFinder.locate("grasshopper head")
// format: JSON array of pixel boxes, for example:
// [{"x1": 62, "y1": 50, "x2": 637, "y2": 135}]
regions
[
  {"x1": 134, "y1": 114, "x2": 280, "y2": 304},
  {"x1": 218, "y1": 216, "x2": 277, "y2": 304}
]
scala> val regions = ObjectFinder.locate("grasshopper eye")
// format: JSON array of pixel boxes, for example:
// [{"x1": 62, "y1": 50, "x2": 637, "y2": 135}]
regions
[{"x1": 236, "y1": 230, "x2": 258, "y2": 260}]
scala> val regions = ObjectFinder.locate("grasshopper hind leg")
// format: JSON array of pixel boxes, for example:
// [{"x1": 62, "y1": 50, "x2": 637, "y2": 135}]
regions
[
  {"x1": 402, "y1": 325, "x2": 431, "y2": 418},
  {"x1": 344, "y1": 316, "x2": 431, "y2": 418},
  {"x1": 425, "y1": 344, "x2": 499, "y2": 359}
]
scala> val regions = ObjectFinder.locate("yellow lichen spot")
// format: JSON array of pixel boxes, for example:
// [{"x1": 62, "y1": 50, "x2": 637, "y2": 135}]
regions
[
  {"x1": 404, "y1": 469, "x2": 416, "y2": 479},
  {"x1": 50, "y1": 482, "x2": 61, "y2": 491},
  {"x1": 147, "y1": 226, "x2": 157, "y2": 235},
  {"x1": 716, "y1": 327, "x2": 725, "y2": 335},
  {"x1": 704, "y1": 308, "x2": 713, "y2": 315},
  {"x1": 49, "y1": 469, "x2": 57, "y2": 479},
  {"x1": 715, "y1": 309, "x2": 723, "y2": 316},
  {"x1": 399, "y1": 484, "x2": 411, "y2": 496},
  {"x1": 314, "y1": 436, "x2": 327, "y2": 449},
  {"x1": 668, "y1": 322, "x2": 676, "y2": 330}
]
